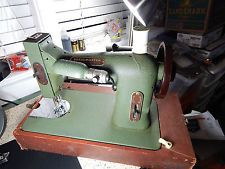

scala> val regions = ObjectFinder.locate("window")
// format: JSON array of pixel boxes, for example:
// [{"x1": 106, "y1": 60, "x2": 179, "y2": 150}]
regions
[
  {"x1": 29, "y1": 0, "x2": 129, "y2": 51},
  {"x1": 0, "y1": 0, "x2": 37, "y2": 57}
]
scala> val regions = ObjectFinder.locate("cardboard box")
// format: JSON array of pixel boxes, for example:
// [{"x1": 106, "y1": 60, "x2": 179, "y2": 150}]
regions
[
  {"x1": 195, "y1": 36, "x2": 225, "y2": 60},
  {"x1": 177, "y1": 27, "x2": 223, "y2": 48},
  {"x1": 166, "y1": 0, "x2": 225, "y2": 34}
]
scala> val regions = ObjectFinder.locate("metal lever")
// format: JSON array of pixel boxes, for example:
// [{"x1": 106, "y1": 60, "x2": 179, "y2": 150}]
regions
[
  {"x1": 158, "y1": 138, "x2": 173, "y2": 149},
  {"x1": 106, "y1": 44, "x2": 132, "y2": 52},
  {"x1": 130, "y1": 92, "x2": 143, "y2": 122},
  {"x1": 132, "y1": 104, "x2": 140, "y2": 119}
]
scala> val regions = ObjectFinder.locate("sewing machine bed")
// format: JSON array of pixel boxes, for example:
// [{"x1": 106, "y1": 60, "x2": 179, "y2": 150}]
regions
[
  {"x1": 14, "y1": 92, "x2": 196, "y2": 168},
  {"x1": 21, "y1": 85, "x2": 160, "y2": 150}
]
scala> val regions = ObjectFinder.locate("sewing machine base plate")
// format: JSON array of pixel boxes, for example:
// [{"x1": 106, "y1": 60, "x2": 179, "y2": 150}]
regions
[{"x1": 21, "y1": 89, "x2": 160, "y2": 150}]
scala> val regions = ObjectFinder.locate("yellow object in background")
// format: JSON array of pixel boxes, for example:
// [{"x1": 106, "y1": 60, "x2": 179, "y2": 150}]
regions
[
  {"x1": 71, "y1": 39, "x2": 86, "y2": 52},
  {"x1": 107, "y1": 18, "x2": 124, "y2": 42}
]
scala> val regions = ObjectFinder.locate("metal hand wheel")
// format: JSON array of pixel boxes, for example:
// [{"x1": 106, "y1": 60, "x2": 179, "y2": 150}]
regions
[{"x1": 154, "y1": 42, "x2": 173, "y2": 99}]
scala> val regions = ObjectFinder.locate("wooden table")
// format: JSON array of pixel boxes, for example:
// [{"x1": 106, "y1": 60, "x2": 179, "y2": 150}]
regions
[{"x1": 14, "y1": 93, "x2": 196, "y2": 169}]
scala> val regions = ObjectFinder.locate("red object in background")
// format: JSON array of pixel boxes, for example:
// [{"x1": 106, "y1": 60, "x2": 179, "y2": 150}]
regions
[{"x1": 7, "y1": 54, "x2": 29, "y2": 71}]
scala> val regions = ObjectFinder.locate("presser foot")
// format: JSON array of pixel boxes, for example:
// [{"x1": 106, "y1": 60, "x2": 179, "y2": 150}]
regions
[
  {"x1": 29, "y1": 96, "x2": 70, "y2": 119},
  {"x1": 53, "y1": 96, "x2": 70, "y2": 118}
]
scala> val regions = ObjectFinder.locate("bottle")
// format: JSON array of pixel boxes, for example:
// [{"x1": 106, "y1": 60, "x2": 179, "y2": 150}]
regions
[{"x1": 61, "y1": 30, "x2": 72, "y2": 52}]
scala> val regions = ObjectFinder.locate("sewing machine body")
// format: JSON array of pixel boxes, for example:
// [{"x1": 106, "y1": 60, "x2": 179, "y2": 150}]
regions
[{"x1": 21, "y1": 33, "x2": 165, "y2": 150}]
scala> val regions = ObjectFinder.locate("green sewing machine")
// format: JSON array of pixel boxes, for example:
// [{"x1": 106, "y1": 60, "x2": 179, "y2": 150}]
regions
[{"x1": 21, "y1": 32, "x2": 172, "y2": 150}]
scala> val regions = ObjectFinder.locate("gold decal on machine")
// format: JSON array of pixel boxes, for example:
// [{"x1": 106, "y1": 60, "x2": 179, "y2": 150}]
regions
[{"x1": 70, "y1": 57, "x2": 104, "y2": 66}]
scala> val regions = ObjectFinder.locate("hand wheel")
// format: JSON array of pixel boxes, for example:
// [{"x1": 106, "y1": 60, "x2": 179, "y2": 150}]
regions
[{"x1": 154, "y1": 42, "x2": 173, "y2": 99}]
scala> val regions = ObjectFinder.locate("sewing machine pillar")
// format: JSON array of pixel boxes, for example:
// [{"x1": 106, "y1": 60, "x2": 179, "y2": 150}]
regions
[
  {"x1": 23, "y1": 33, "x2": 64, "y2": 98},
  {"x1": 105, "y1": 54, "x2": 158, "y2": 129}
]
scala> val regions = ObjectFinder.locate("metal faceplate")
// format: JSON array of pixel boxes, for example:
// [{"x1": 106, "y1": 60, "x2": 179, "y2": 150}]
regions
[{"x1": 33, "y1": 63, "x2": 48, "y2": 85}]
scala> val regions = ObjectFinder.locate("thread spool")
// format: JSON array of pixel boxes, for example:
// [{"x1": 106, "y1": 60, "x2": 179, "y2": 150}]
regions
[{"x1": 132, "y1": 26, "x2": 149, "y2": 54}]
